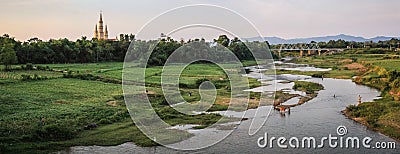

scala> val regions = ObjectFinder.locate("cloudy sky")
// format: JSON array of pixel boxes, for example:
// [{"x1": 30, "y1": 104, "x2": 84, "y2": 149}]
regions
[{"x1": 0, "y1": 0, "x2": 399, "y2": 41}]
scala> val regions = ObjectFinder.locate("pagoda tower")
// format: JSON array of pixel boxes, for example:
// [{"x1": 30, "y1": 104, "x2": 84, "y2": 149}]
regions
[{"x1": 93, "y1": 12, "x2": 108, "y2": 40}]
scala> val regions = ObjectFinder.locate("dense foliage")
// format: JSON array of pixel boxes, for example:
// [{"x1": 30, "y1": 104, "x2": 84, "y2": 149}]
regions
[
  {"x1": 270, "y1": 38, "x2": 400, "y2": 49},
  {"x1": 2, "y1": 34, "x2": 399, "y2": 68},
  {"x1": 0, "y1": 34, "x2": 276, "y2": 67}
]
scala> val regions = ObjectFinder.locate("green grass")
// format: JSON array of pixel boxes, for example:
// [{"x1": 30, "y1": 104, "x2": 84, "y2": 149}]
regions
[
  {"x1": 0, "y1": 70, "x2": 63, "y2": 80},
  {"x1": 345, "y1": 100, "x2": 400, "y2": 141},
  {"x1": 0, "y1": 78, "x2": 128, "y2": 153},
  {"x1": 36, "y1": 62, "x2": 123, "y2": 73},
  {"x1": 293, "y1": 81, "x2": 324, "y2": 94},
  {"x1": 285, "y1": 53, "x2": 394, "y2": 79},
  {"x1": 0, "y1": 77, "x2": 229, "y2": 153},
  {"x1": 372, "y1": 59, "x2": 400, "y2": 71},
  {"x1": 0, "y1": 62, "x2": 251, "y2": 153}
]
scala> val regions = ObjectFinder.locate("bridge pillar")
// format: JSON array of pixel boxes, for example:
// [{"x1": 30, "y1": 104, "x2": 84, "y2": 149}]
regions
[
  {"x1": 308, "y1": 50, "x2": 311, "y2": 55},
  {"x1": 300, "y1": 50, "x2": 303, "y2": 57},
  {"x1": 318, "y1": 50, "x2": 321, "y2": 56}
]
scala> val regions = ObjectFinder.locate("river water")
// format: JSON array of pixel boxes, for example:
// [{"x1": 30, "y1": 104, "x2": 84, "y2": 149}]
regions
[{"x1": 62, "y1": 61, "x2": 399, "y2": 154}]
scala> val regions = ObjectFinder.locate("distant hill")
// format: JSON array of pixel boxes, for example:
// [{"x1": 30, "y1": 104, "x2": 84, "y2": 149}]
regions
[{"x1": 245, "y1": 34, "x2": 399, "y2": 44}]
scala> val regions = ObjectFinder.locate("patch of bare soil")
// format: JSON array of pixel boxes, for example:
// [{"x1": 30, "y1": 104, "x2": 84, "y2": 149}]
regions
[
  {"x1": 344, "y1": 63, "x2": 365, "y2": 70},
  {"x1": 340, "y1": 59, "x2": 353, "y2": 63},
  {"x1": 107, "y1": 100, "x2": 118, "y2": 106}
]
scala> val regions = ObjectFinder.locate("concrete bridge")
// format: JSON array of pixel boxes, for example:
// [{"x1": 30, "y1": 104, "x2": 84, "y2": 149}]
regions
[{"x1": 270, "y1": 43, "x2": 344, "y2": 57}]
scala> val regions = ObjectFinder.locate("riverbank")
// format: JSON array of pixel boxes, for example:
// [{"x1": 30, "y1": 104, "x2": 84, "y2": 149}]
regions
[
  {"x1": 342, "y1": 100, "x2": 400, "y2": 141},
  {"x1": 285, "y1": 50, "x2": 400, "y2": 141},
  {"x1": 342, "y1": 105, "x2": 400, "y2": 142}
]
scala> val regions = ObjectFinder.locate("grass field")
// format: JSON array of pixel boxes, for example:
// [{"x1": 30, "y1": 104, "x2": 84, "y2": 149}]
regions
[
  {"x1": 0, "y1": 61, "x2": 260, "y2": 153},
  {"x1": 371, "y1": 60, "x2": 400, "y2": 71}
]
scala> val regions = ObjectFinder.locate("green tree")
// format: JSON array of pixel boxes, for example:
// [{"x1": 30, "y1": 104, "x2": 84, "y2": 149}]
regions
[
  {"x1": 0, "y1": 43, "x2": 18, "y2": 71},
  {"x1": 214, "y1": 35, "x2": 230, "y2": 47}
]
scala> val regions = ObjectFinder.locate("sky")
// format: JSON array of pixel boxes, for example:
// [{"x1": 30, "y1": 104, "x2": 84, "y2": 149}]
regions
[{"x1": 0, "y1": 0, "x2": 399, "y2": 41}]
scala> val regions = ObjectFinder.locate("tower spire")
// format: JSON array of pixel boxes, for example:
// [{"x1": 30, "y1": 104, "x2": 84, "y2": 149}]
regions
[
  {"x1": 94, "y1": 24, "x2": 98, "y2": 39},
  {"x1": 105, "y1": 25, "x2": 108, "y2": 39},
  {"x1": 98, "y1": 11, "x2": 104, "y2": 39},
  {"x1": 99, "y1": 10, "x2": 103, "y2": 22}
]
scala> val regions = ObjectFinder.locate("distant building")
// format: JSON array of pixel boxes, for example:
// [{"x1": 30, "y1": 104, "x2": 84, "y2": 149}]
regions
[{"x1": 93, "y1": 12, "x2": 109, "y2": 40}]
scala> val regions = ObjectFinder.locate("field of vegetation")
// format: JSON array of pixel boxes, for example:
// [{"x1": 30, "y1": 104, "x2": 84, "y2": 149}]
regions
[{"x1": 0, "y1": 62, "x2": 258, "y2": 153}]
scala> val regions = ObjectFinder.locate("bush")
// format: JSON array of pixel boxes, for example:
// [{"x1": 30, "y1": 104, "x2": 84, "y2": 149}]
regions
[
  {"x1": 36, "y1": 66, "x2": 45, "y2": 70},
  {"x1": 346, "y1": 105, "x2": 359, "y2": 113},
  {"x1": 311, "y1": 73, "x2": 325, "y2": 78},
  {"x1": 25, "y1": 63, "x2": 34, "y2": 70},
  {"x1": 196, "y1": 78, "x2": 210, "y2": 87},
  {"x1": 99, "y1": 119, "x2": 112, "y2": 124},
  {"x1": 207, "y1": 104, "x2": 228, "y2": 112},
  {"x1": 195, "y1": 78, "x2": 229, "y2": 89},
  {"x1": 179, "y1": 83, "x2": 190, "y2": 88},
  {"x1": 21, "y1": 74, "x2": 32, "y2": 80},
  {"x1": 13, "y1": 66, "x2": 22, "y2": 70},
  {"x1": 62, "y1": 72, "x2": 122, "y2": 84},
  {"x1": 363, "y1": 49, "x2": 387, "y2": 54},
  {"x1": 390, "y1": 78, "x2": 400, "y2": 88},
  {"x1": 21, "y1": 74, "x2": 48, "y2": 81},
  {"x1": 36, "y1": 123, "x2": 77, "y2": 140},
  {"x1": 112, "y1": 95, "x2": 124, "y2": 100}
]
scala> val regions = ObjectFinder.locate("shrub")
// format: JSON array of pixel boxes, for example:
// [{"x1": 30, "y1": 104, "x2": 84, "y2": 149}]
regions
[
  {"x1": 25, "y1": 63, "x2": 34, "y2": 70},
  {"x1": 207, "y1": 104, "x2": 228, "y2": 112},
  {"x1": 196, "y1": 78, "x2": 210, "y2": 87},
  {"x1": 389, "y1": 78, "x2": 400, "y2": 89},
  {"x1": 99, "y1": 118, "x2": 112, "y2": 124},
  {"x1": 112, "y1": 95, "x2": 124, "y2": 100},
  {"x1": 36, "y1": 123, "x2": 77, "y2": 140},
  {"x1": 311, "y1": 73, "x2": 325, "y2": 78},
  {"x1": 62, "y1": 72, "x2": 122, "y2": 84},
  {"x1": 21, "y1": 74, "x2": 48, "y2": 81},
  {"x1": 179, "y1": 83, "x2": 190, "y2": 88},
  {"x1": 21, "y1": 74, "x2": 32, "y2": 81},
  {"x1": 195, "y1": 78, "x2": 229, "y2": 89}
]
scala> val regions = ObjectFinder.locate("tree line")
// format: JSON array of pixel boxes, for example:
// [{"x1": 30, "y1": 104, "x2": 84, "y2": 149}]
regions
[
  {"x1": 270, "y1": 38, "x2": 400, "y2": 49},
  {"x1": 1, "y1": 33, "x2": 399, "y2": 70}
]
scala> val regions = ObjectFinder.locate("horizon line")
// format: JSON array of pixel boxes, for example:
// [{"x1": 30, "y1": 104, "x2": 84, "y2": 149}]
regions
[{"x1": 2, "y1": 33, "x2": 399, "y2": 42}]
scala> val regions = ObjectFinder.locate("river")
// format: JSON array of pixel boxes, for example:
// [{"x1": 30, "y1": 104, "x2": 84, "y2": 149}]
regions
[{"x1": 61, "y1": 61, "x2": 399, "y2": 153}]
